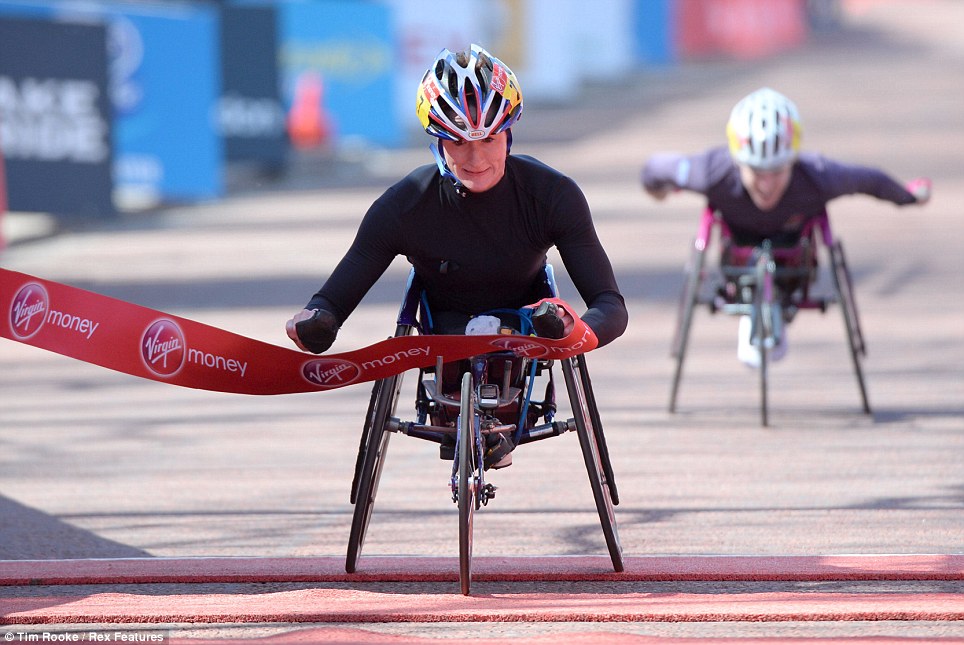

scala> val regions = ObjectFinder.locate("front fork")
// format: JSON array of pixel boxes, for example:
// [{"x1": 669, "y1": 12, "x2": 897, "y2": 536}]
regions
[{"x1": 451, "y1": 357, "x2": 496, "y2": 507}]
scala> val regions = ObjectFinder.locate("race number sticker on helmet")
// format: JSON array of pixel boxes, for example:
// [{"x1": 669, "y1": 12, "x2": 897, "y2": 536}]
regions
[
  {"x1": 141, "y1": 318, "x2": 186, "y2": 377},
  {"x1": 422, "y1": 77, "x2": 441, "y2": 102},
  {"x1": 9, "y1": 282, "x2": 49, "y2": 340},
  {"x1": 490, "y1": 64, "x2": 508, "y2": 93}
]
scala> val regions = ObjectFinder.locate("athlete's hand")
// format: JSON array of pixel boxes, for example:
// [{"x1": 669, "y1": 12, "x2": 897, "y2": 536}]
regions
[
  {"x1": 906, "y1": 177, "x2": 932, "y2": 205},
  {"x1": 645, "y1": 184, "x2": 673, "y2": 201},
  {"x1": 643, "y1": 183, "x2": 679, "y2": 202},
  {"x1": 530, "y1": 301, "x2": 574, "y2": 339},
  {"x1": 286, "y1": 308, "x2": 339, "y2": 354}
]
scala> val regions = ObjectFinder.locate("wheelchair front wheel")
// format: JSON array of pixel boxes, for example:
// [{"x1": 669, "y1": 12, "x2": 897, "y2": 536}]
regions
[
  {"x1": 562, "y1": 357, "x2": 624, "y2": 572},
  {"x1": 457, "y1": 371, "x2": 478, "y2": 595},
  {"x1": 751, "y1": 250, "x2": 775, "y2": 427}
]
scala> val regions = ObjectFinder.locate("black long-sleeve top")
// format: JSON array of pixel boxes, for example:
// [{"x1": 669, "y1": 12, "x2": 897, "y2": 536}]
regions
[{"x1": 307, "y1": 154, "x2": 628, "y2": 347}]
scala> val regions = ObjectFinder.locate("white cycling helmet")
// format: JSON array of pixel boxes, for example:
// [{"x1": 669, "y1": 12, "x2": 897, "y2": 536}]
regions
[
  {"x1": 726, "y1": 87, "x2": 802, "y2": 170},
  {"x1": 416, "y1": 44, "x2": 523, "y2": 142}
]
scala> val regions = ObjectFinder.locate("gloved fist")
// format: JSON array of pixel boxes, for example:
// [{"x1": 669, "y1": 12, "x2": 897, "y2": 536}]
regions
[
  {"x1": 531, "y1": 301, "x2": 567, "y2": 339},
  {"x1": 645, "y1": 183, "x2": 674, "y2": 201},
  {"x1": 906, "y1": 177, "x2": 932, "y2": 204},
  {"x1": 287, "y1": 308, "x2": 339, "y2": 354}
]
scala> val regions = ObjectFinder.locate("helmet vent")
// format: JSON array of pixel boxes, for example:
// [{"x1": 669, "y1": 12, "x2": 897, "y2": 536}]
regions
[
  {"x1": 484, "y1": 97, "x2": 503, "y2": 128},
  {"x1": 463, "y1": 83, "x2": 480, "y2": 125}
]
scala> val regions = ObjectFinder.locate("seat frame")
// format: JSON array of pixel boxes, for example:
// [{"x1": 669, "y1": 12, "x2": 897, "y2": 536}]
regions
[{"x1": 669, "y1": 206, "x2": 870, "y2": 426}]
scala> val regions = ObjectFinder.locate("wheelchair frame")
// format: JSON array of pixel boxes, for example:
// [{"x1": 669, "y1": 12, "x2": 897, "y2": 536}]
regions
[
  {"x1": 669, "y1": 206, "x2": 870, "y2": 426},
  {"x1": 344, "y1": 265, "x2": 622, "y2": 594}
]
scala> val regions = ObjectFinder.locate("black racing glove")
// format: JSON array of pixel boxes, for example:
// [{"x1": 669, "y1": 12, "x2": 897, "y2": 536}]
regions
[
  {"x1": 295, "y1": 308, "x2": 339, "y2": 354},
  {"x1": 531, "y1": 301, "x2": 565, "y2": 339}
]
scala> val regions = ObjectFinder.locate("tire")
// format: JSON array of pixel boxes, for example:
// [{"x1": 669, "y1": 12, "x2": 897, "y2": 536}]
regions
[
  {"x1": 752, "y1": 251, "x2": 774, "y2": 427},
  {"x1": 457, "y1": 371, "x2": 477, "y2": 595},
  {"x1": 831, "y1": 241, "x2": 871, "y2": 413},
  {"x1": 669, "y1": 242, "x2": 707, "y2": 412},
  {"x1": 576, "y1": 354, "x2": 619, "y2": 506},
  {"x1": 345, "y1": 327, "x2": 410, "y2": 573},
  {"x1": 349, "y1": 382, "x2": 380, "y2": 506},
  {"x1": 562, "y1": 357, "x2": 623, "y2": 572}
]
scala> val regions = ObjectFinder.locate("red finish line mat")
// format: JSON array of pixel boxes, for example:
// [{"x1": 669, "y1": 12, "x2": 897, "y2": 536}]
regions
[
  {"x1": 1, "y1": 555, "x2": 962, "y2": 586},
  {"x1": 1, "y1": 588, "x2": 961, "y2": 625},
  {"x1": 167, "y1": 631, "x2": 964, "y2": 645},
  {"x1": 1, "y1": 556, "x2": 962, "y2": 625}
]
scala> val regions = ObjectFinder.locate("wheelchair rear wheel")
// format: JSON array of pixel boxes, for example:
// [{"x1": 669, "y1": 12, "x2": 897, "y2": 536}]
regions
[
  {"x1": 345, "y1": 371, "x2": 403, "y2": 573},
  {"x1": 562, "y1": 356, "x2": 624, "y2": 572},
  {"x1": 346, "y1": 326, "x2": 411, "y2": 574},
  {"x1": 457, "y1": 371, "x2": 478, "y2": 595},
  {"x1": 670, "y1": 241, "x2": 707, "y2": 413},
  {"x1": 830, "y1": 241, "x2": 871, "y2": 413},
  {"x1": 576, "y1": 354, "x2": 619, "y2": 505}
]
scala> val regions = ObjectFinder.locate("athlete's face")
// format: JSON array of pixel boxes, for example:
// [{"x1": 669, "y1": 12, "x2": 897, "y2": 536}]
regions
[
  {"x1": 443, "y1": 132, "x2": 508, "y2": 193},
  {"x1": 739, "y1": 163, "x2": 793, "y2": 212}
]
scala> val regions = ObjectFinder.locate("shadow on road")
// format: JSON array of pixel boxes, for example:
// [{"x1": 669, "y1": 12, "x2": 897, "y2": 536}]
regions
[{"x1": 0, "y1": 496, "x2": 152, "y2": 560}]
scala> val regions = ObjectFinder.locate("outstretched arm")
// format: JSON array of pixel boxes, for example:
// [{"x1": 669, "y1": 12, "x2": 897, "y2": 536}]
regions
[
  {"x1": 641, "y1": 152, "x2": 687, "y2": 200},
  {"x1": 807, "y1": 153, "x2": 932, "y2": 207},
  {"x1": 641, "y1": 149, "x2": 724, "y2": 202}
]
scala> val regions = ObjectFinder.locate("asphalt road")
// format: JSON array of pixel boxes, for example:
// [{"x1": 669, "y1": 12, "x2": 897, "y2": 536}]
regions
[{"x1": 1, "y1": 0, "x2": 962, "y2": 641}]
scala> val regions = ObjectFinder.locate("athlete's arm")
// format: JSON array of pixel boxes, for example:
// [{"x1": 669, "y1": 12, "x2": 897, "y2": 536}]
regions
[{"x1": 550, "y1": 176, "x2": 628, "y2": 347}]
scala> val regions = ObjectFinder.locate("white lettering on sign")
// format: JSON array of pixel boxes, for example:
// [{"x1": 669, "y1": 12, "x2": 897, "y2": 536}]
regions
[
  {"x1": 187, "y1": 348, "x2": 248, "y2": 378},
  {"x1": 361, "y1": 346, "x2": 430, "y2": 371},
  {"x1": 218, "y1": 94, "x2": 285, "y2": 138},
  {"x1": 45, "y1": 309, "x2": 100, "y2": 340},
  {"x1": 546, "y1": 327, "x2": 594, "y2": 355},
  {"x1": 0, "y1": 75, "x2": 109, "y2": 163}
]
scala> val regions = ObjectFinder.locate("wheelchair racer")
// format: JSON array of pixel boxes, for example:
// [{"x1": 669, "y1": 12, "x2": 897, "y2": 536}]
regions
[
  {"x1": 285, "y1": 45, "x2": 628, "y2": 465},
  {"x1": 641, "y1": 87, "x2": 930, "y2": 365}
]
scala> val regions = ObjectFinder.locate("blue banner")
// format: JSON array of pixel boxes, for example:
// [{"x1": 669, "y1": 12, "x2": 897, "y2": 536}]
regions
[
  {"x1": 0, "y1": 15, "x2": 114, "y2": 216},
  {"x1": 218, "y1": 3, "x2": 287, "y2": 169},
  {"x1": 276, "y1": 0, "x2": 401, "y2": 148},
  {"x1": 633, "y1": 0, "x2": 674, "y2": 65},
  {"x1": 0, "y1": 1, "x2": 223, "y2": 205},
  {"x1": 107, "y1": 3, "x2": 223, "y2": 203}
]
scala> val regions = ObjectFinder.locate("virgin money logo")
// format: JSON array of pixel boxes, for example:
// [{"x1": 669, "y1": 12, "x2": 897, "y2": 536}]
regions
[
  {"x1": 141, "y1": 319, "x2": 186, "y2": 377},
  {"x1": 489, "y1": 337, "x2": 549, "y2": 358},
  {"x1": 302, "y1": 358, "x2": 361, "y2": 388},
  {"x1": 9, "y1": 283, "x2": 49, "y2": 339}
]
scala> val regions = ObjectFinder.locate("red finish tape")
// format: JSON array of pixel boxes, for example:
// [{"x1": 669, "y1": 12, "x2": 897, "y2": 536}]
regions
[{"x1": 1, "y1": 268, "x2": 597, "y2": 395}]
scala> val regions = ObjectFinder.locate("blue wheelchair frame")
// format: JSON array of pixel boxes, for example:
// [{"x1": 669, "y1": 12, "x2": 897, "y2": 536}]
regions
[{"x1": 345, "y1": 264, "x2": 622, "y2": 594}]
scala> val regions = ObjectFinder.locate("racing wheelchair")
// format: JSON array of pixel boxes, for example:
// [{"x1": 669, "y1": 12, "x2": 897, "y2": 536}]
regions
[
  {"x1": 669, "y1": 206, "x2": 870, "y2": 427},
  {"x1": 345, "y1": 265, "x2": 622, "y2": 594}
]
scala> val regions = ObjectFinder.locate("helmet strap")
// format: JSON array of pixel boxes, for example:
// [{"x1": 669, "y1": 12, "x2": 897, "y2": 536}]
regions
[{"x1": 430, "y1": 140, "x2": 466, "y2": 195}]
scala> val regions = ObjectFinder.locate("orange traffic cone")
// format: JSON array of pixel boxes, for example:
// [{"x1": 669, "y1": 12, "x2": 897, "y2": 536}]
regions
[{"x1": 287, "y1": 71, "x2": 332, "y2": 150}]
